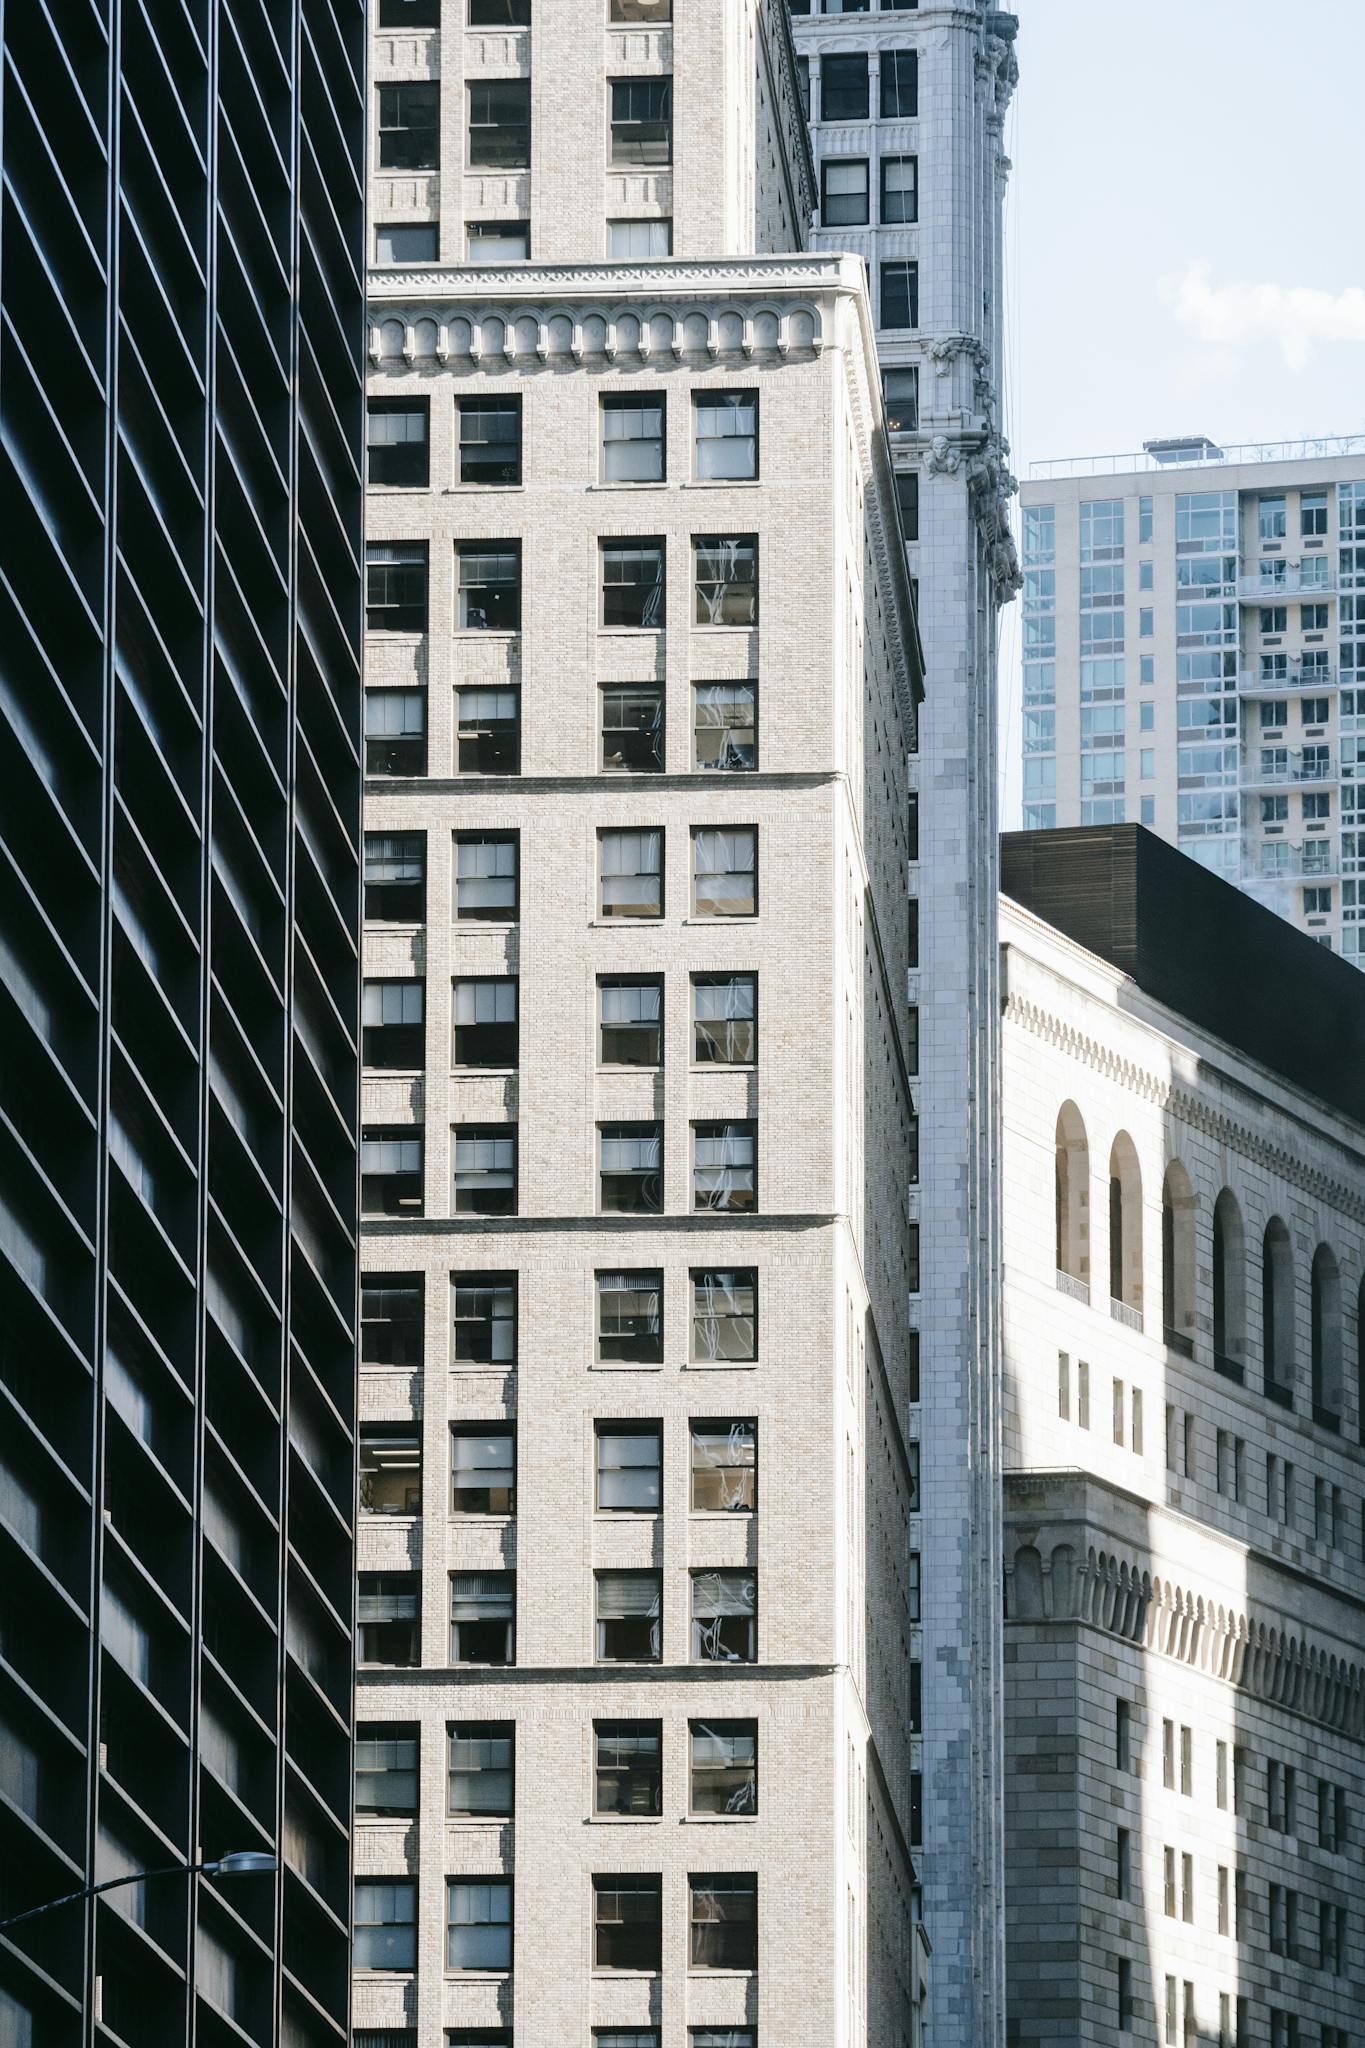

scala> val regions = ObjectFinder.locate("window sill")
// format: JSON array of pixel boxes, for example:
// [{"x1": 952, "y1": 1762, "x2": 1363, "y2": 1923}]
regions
[
  {"x1": 684, "y1": 1360, "x2": 758, "y2": 1371},
  {"x1": 586, "y1": 1813, "x2": 664, "y2": 1825},
  {"x1": 443, "y1": 1971, "x2": 511, "y2": 1983},
  {"x1": 443, "y1": 484, "x2": 526, "y2": 494},
  {"x1": 688, "y1": 1510, "x2": 756, "y2": 1521},
  {"x1": 686, "y1": 1969, "x2": 756, "y2": 1980},
  {"x1": 594, "y1": 1511, "x2": 662, "y2": 1523},
  {"x1": 446, "y1": 1815, "x2": 508, "y2": 1828},
  {"x1": 681, "y1": 916, "x2": 760, "y2": 928},
  {"x1": 689, "y1": 1063, "x2": 756, "y2": 1074},
  {"x1": 597, "y1": 1064, "x2": 664, "y2": 1075},
  {"x1": 587, "y1": 481, "x2": 670, "y2": 492},
  {"x1": 364, "y1": 1068, "x2": 424, "y2": 1079},
  {"x1": 452, "y1": 629, "x2": 520, "y2": 643},
  {"x1": 591, "y1": 1360, "x2": 664, "y2": 1372},
  {"x1": 454, "y1": 921, "x2": 518, "y2": 934},
  {"x1": 448, "y1": 1514, "x2": 515, "y2": 1527},
  {"x1": 591, "y1": 1970, "x2": 660, "y2": 1981},
  {"x1": 682, "y1": 1812, "x2": 758, "y2": 1824},
  {"x1": 364, "y1": 920, "x2": 425, "y2": 933},
  {"x1": 451, "y1": 1068, "x2": 519, "y2": 1079},
  {"x1": 679, "y1": 478, "x2": 762, "y2": 489},
  {"x1": 590, "y1": 917, "x2": 667, "y2": 928}
]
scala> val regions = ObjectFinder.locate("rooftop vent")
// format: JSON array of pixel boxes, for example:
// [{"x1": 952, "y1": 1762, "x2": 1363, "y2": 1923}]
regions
[{"x1": 1142, "y1": 435, "x2": 1225, "y2": 465}]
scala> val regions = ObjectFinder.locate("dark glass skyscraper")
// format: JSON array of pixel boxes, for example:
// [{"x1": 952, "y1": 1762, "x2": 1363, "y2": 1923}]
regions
[{"x1": 0, "y1": 0, "x2": 365, "y2": 2035}]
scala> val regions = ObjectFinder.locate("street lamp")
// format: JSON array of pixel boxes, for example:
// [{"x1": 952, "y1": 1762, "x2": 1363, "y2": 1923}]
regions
[{"x1": 0, "y1": 1853, "x2": 278, "y2": 1932}]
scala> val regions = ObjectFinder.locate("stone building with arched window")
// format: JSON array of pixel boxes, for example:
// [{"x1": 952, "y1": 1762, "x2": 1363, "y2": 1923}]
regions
[{"x1": 999, "y1": 825, "x2": 1365, "y2": 2048}]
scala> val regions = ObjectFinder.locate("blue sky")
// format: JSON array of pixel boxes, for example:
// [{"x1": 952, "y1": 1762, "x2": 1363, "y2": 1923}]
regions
[{"x1": 998, "y1": 0, "x2": 1365, "y2": 815}]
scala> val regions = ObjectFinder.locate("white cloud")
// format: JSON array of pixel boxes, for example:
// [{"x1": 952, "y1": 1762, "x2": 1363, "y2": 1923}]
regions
[{"x1": 1163, "y1": 261, "x2": 1365, "y2": 372}]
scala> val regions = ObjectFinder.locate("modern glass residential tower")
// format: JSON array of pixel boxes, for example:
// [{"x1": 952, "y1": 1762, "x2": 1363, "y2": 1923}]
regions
[
  {"x1": 355, "y1": 4, "x2": 926, "y2": 2044},
  {"x1": 1020, "y1": 435, "x2": 1365, "y2": 964},
  {"x1": 0, "y1": 0, "x2": 366, "y2": 2036},
  {"x1": 790, "y1": 8, "x2": 1021, "y2": 2043}
]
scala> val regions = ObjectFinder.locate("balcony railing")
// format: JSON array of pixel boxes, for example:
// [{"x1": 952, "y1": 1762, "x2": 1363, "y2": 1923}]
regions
[
  {"x1": 1241, "y1": 750, "x2": 1337, "y2": 787},
  {"x1": 1237, "y1": 665, "x2": 1336, "y2": 696},
  {"x1": 1110, "y1": 1297, "x2": 1142, "y2": 1332},
  {"x1": 1237, "y1": 562, "x2": 1337, "y2": 600},
  {"x1": 1055, "y1": 1268, "x2": 1089, "y2": 1305},
  {"x1": 1246, "y1": 841, "x2": 1339, "y2": 882}
]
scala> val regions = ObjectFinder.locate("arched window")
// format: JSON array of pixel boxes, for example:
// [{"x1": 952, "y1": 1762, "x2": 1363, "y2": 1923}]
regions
[
  {"x1": 1212, "y1": 1189, "x2": 1246, "y2": 1381},
  {"x1": 1311, "y1": 1244, "x2": 1342, "y2": 1431},
  {"x1": 1108, "y1": 1133, "x2": 1143, "y2": 1324},
  {"x1": 1162, "y1": 1161, "x2": 1196, "y2": 1357},
  {"x1": 1055, "y1": 1103, "x2": 1090, "y2": 1298},
  {"x1": 1262, "y1": 1217, "x2": 1295, "y2": 1408}
]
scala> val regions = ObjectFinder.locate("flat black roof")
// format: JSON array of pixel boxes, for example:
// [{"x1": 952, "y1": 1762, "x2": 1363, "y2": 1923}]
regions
[{"x1": 1000, "y1": 825, "x2": 1365, "y2": 1127}]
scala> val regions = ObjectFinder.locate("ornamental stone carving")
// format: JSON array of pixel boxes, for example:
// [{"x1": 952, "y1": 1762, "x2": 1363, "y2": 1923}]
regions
[{"x1": 368, "y1": 298, "x2": 824, "y2": 368}]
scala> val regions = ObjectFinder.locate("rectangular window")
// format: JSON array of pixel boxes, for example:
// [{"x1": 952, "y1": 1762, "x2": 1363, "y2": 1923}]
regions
[
  {"x1": 451, "y1": 1273, "x2": 516, "y2": 1367},
  {"x1": 447, "y1": 1878, "x2": 512, "y2": 1972},
  {"x1": 366, "y1": 542, "x2": 428, "y2": 635},
  {"x1": 1113, "y1": 1699, "x2": 1130, "y2": 1770},
  {"x1": 1113, "y1": 1949, "x2": 1137, "y2": 2031},
  {"x1": 599, "y1": 1122, "x2": 663, "y2": 1212},
  {"x1": 594, "y1": 1722, "x2": 662, "y2": 1816},
  {"x1": 1181, "y1": 1851, "x2": 1193, "y2": 1921},
  {"x1": 880, "y1": 47, "x2": 917, "y2": 116},
  {"x1": 363, "y1": 979, "x2": 425, "y2": 1069},
  {"x1": 608, "y1": 218, "x2": 673, "y2": 259},
  {"x1": 610, "y1": 77, "x2": 672, "y2": 163},
  {"x1": 692, "y1": 827, "x2": 756, "y2": 915},
  {"x1": 366, "y1": 831, "x2": 425, "y2": 922},
  {"x1": 362, "y1": 1274, "x2": 424, "y2": 1367},
  {"x1": 468, "y1": 78, "x2": 529, "y2": 166},
  {"x1": 453, "y1": 1126, "x2": 517, "y2": 1214},
  {"x1": 691, "y1": 1568, "x2": 756, "y2": 1662},
  {"x1": 1058, "y1": 1351, "x2": 1071, "y2": 1420},
  {"x1": 356, "y1": 1724, "x2": 419, "y2": 1816},
  {"x1": 360, "y1": 1425, "x2": 422, "y2": 1515},
  {"x1": 1302, "y1": 490, "x2": 1328, "y2": 536},
  {"x1": 882, "y1": 371, "x2": 919, "y2": 442},
  {"x1": 599, "y1": 978, "x2": 663, "y2": 1067},
  {"x1": 599, "y1": 829, "x2": 663, "y2": 917},
  {"x1": 689, "y1": 1875, "x2": 756, "y2": 1970},
  {"x1": 896, "y1": 467, "x2": 919, "y2": 537},
  {"x1": 450, "y1": 1571, "x2": 515, "y2": 1664},
  {"x1": 1077, "y1": 1360, "x2": 1090, "y2": 1429},
  {"x1": 596, "y1": 1423, "x2": 662, "y2": 1512},
  {"x1": 1180, "y1": 1724, "x2": 1192, "y2": 1796},
  {"x1": 1164, "y1": 1975, "x2": 1177, "y2": 2044},
  {"x1": 458, "y1": 543, "x2": 521, "y2": 630},
  {"x1": 690, "y1": 1721, "x2": 757, "y2": 1816},
  {"x1": 470, "y1": 0, "x2": 530, "y2": 19},
  {"x1": 880, "y1": 154, "x2": 917, "y2": 223},
  {"x1": 602, "y1": 538, "x2": 666, "y2": 627},
  {"x1": 361, "y1": 1126, "x2": 424, "y2": 1217},
  {"x1": 467, "y1": 221, "x2": 530, "y2": 263},
  {"x1": 690, "y1": 1420, "x2": 756, "y2": 1511},
  {"x1": 691, "y1": 1268, "x2": 756, "y2": 1361},
  {"x1": 451, "y1": 1426, "x2": 515, "y2": 1515},
  {"x1": 694, "y1": 681, "x2": 756, "y2": 770},
  {"x1": 1116, "y1": 1827, "x2": 1131, "y2": 1901},
  {"x1": 447, "y1": 1722, "x2": 514, "y2": 1817},
  {"x1": 596, "y1": 1569, "x2": 662, "y2": 1661},
  {"x1": 593, "y1": 1874, "x2": 661, "y2": 1971},
  {"x1": 455, "y1": 833, "x2": 518, "y2": 923},
  {"x1": 597, "y1": 1268, "x2": 663, "y2": 1362},
  {"x1": 821, "y1": 53, "x2": 868, "y2": 120},
  {"x1": 880, "y1": 261, "x2": 918, "y2": 330},
  {"x1": 453, "y1": 978, "x2": 518, "y2": 1068},
  {"x1": 601, "y1": 683, "x2": 664, "y2": 771},
  {"x1": 694, "y1": 535, "x2": 758, "y2": 626},
  {"x1": 692, "y1": 1120, "x2": 756, "y2": 1212},
  {"x1": 821, "y1": 157, "x2": 869, "y2": 227},
  {"x1": 355, "y1": 1881, "x2": 417, "y2": 1971},
  {"x1": 379, "y1": 82, "x2": 439, "y2": 169},
  {"x1": 1164, "y1": 1846, "x2": 1177, "y2": 1918},
  {"x1": 1259, "y1": 494, "x2": 1287, "y2": 540},
  {"x1": 1162, "y1": 1718, "x2": 1175, "y2": 1789},
  {"x1": 458, "y1": 396, "x2": 522, "y2": 485},
  {"x1": 376, "y1": 222, "x2": 438, "y2": 265},
  {"x1": 457, "y1": 687, "x2": 520, "y2": 773},
  {"x1": 358, "y1": 1572, "x2": 420, "y2": 1667},
  {"x1": 602, "y1": 393, "x2": 665, "y2": 483},
  {"x1": 368, "y1": 400, "x2": 430, "y2": 487},
  {"x1": 694, "y1": 391, "x2": 758, "y2": 480}
]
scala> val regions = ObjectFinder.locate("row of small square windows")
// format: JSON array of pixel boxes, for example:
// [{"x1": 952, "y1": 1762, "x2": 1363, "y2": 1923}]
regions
[
  {"x1": 355, "y1": 1866, "x2": 762, "y2": 1985},
  {"x1": 362, "y1": 1267, "x2": 758, "y2": 1366},
  {"x1": 365, "y1": 534, "x2": 759, "y2": 636},
  {"x1": 359, "y1": 1119, "x2": 757, "y2": 1218},
  {"x1": 364, "y1": 969, "x2": 757, "y2": 1071},
  {"x1": 362, "y1": 1416, "x2": 757, "y2": 1517}
]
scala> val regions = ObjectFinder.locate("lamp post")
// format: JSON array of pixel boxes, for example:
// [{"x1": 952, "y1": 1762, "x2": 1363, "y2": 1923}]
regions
[{"x1": 0, "y1": 1852, "x2": 278, "y2": 1933}]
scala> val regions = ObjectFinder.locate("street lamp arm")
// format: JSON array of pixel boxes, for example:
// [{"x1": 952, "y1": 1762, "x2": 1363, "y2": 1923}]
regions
[{"x1": 0, "y1": 1853, "x2": 277, "y2": 1934}]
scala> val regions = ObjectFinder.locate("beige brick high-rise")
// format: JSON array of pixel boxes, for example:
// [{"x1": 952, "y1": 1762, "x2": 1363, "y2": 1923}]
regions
[{"x1": 352, "y1": 7, "x2": 924, "y2": 2047}]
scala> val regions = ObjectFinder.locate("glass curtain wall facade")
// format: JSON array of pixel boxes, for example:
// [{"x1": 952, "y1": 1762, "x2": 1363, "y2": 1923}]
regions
[{"x1": 0, "y1": 0, "x2": 366, "y2": 2035}]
